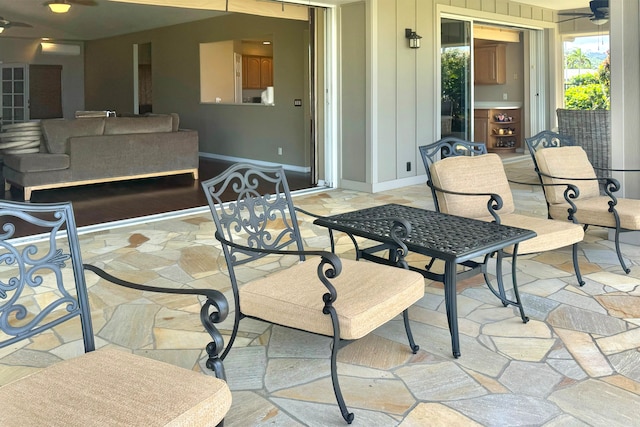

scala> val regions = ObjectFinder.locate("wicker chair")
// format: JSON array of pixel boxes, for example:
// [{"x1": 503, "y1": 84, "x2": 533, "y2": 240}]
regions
[
  {"x1": 201, "y1": 163, "x2": 425, "y2": 424},
  {"x1": 0, "y1": 200, "x2": 231, "y2": 426},
  {"x1": 526, "y1": 131, "x2": 640, "y2": 274},
  {"x1": 420, "y1": 137, "x2": 585, "y2": 289},
  {"x1": 556, "y1": 108, "x2": 611, "y2": 180}
]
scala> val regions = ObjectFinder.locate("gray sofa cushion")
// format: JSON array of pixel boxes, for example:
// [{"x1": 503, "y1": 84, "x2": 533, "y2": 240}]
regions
[
  {"x1": 3, "y1": 153, "x2": 70, "y2": 173},
  {"x1": 104, "y1": 115, "x2": 173, "y2": 135},
  {"x1": 42, "y1": 118, "x2": 106, "y2": 154}
]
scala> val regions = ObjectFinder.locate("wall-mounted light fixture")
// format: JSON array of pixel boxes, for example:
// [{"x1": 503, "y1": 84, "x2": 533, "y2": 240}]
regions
[{"x1": 405, "y1": 28, "x2": 422, "y2": 49}]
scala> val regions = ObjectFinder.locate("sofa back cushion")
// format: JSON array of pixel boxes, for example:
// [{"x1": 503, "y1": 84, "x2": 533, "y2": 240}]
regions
[
  {"x1": 104, "y1": 115, "x2": 173, "y2": 135},
  {"x1": 41, "y1": 118, "x2": 106, "y2": 154}
]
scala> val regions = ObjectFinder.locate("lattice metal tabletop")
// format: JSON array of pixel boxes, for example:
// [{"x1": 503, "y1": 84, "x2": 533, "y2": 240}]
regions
[{"x1": 314, "y1": 203, "x2": 536, "y2": 263}]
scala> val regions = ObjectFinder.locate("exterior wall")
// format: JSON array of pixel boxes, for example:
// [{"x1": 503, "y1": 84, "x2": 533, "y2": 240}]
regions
[
  {"x1": 0, "y1": 38, "x2": 85, "y2": 119},
  {"x1": 339, "y1": 2, "x2": 368, "y2": 186},
  {"x1": 84, "y1": 14, "x2": 309, "y2": 168},
  {"x1": 338, "y1": 0, "x2": 558, "y2": 192}
]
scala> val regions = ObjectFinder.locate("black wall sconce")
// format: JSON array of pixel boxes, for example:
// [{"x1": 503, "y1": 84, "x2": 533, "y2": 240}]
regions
[{"x1": 405, "y1": 28, "x2": 422, "y2": 49}]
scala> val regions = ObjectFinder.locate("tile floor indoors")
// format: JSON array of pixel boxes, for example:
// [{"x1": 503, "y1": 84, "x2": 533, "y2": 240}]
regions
[{"x1": 2, "y1": 156, "x2": 640, "y2": 426}]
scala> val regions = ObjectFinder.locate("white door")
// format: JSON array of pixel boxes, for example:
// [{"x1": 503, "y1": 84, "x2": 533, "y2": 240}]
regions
[{"x1": 1, "y1": 63, "x2": 29, "y2": 127}]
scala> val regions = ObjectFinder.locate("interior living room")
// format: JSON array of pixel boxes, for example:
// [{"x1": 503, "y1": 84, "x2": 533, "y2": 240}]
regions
[{"x1": 2, "y1": 0, "x2": 640, "y2": 425}]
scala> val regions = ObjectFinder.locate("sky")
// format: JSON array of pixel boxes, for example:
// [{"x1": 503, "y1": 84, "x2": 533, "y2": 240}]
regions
[{"x1": 564, "y1": 35, "x2": 610, "y2": 53}]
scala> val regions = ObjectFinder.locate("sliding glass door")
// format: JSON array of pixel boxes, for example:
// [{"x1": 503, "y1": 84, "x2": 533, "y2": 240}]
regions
[{"x1": 440, "y1": 18, "x2": 472, "y2": 140}]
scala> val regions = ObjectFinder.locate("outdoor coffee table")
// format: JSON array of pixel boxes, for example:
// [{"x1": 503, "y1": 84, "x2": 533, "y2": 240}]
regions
[{"x1": 313, "y1": 203, "x2": 536, "y2": 358}]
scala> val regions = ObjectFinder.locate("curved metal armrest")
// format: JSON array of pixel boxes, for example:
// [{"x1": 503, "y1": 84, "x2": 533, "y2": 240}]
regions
[
  {"x1": 427, "y1": 180, "x2": 504, "y2": 223},
  {"x1": 295, "y1": 206, "x2": 324, "y2": 220},
  {"x1": 83, "y1": 263, "x2": 229, "y2": 379},
  {"x1": 593, "y1": 166, "x2": 640, "y2": 173},
  {"x1": 536, "y1": 170, "x2": 621, "y2": 201},
  {"x1": 329, "y1": 216, "x2": 412, "y2": 267}
]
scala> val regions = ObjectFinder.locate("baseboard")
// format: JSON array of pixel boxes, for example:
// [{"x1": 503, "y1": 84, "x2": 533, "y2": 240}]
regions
[{"x1": 200, "y1": 152, "x2": 311, "y2": 173}]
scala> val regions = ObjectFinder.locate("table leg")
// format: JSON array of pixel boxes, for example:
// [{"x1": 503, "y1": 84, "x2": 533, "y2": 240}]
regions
[{"x1": 444, "y1": 260, "x2": 460, "y2": 358}]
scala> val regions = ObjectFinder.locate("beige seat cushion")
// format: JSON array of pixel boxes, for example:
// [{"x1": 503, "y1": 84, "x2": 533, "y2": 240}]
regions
[
  {"x1": 0, "y1": 349, "x2": 231, "y2": 427},
  {"x1": 499, "y1": 213, "x2": 584, "y2": 255},
  {"x1": 534, "y1": 146, "x2": 601, "y2": 204},
  {"x1": 549, "y1": 196, "x2": 640, "y2": 230},
  {"x1": 240, "y1": 257, "x2": 425, "y2": 340},
  {"x1": 429, "y1": 154, "x2": 515, "y2": 219}
]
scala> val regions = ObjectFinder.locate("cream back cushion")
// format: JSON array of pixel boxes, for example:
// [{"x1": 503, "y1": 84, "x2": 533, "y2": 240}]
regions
[
  {"x1": 535, "y1": 146, "x2": 600, "y2": 204},
  {"x1": 429, "y1": 153, "x2": 514, "y2": 219}
]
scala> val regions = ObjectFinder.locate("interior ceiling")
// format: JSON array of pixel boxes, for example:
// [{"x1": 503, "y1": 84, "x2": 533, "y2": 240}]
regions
[{"x1": 0, "y1": 0, "x2": 588, "y2": 42}]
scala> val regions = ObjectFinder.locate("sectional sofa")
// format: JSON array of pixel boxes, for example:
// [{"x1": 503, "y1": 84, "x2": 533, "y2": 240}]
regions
[{"x1": 2, "y1": 113, "x2": 199, "y2": 200}]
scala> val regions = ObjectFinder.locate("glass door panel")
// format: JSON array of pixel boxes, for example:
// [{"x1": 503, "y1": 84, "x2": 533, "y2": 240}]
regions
[{"x1": 440, "y1": 18, "x2": 472, "y2": 140}]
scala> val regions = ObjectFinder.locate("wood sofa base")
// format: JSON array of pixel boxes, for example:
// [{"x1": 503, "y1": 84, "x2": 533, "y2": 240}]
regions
[{"x1": 8, "y1": 168, "x2": 199, "y2": 201}]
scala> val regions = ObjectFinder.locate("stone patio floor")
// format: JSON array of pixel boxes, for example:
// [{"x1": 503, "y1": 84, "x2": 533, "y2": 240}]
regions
[{"x1": 2, "y1": 156, "x2": 640, "y2": 426}]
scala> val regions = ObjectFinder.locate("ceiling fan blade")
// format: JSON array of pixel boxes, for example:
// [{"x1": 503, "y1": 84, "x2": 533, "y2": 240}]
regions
[
  {"x1": 69, "y1": 0, "x2": 98, "y2": 5},
  {"x1": 557, "y1": 16, "x2": 586, "y2": 24},
  {"x1": 9, "y1": 22, "x2": 33, "y2": 28},
  {"x1": 558, "y1": 12, "x2": 594, "y2": 17}
]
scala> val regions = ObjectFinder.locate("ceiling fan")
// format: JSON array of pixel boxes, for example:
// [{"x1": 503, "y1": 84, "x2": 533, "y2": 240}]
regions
[
  {"x1": 44, "y1": 0, "x2": 98, "y2": 14},
  {"x1": 0, "y1": 17, "x2": 33, "y2": 34},
  {"x1": 558, "y1": 0, "x2": 609, "y2": 25}
]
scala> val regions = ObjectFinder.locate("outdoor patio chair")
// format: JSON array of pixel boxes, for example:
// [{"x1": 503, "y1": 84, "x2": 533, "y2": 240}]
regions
[
  {"x1": 0, "y1": 200, "x2": 231, "y2": 426},
  {"x1": 526, "y1": 130, "x2": 640, "y2": 274},
  {"x1": 201, "y1": 163, "x2": 425, "y2": 424},
  {"x1": 419, "y1": 137, "x2": 585, "y2": 293}
]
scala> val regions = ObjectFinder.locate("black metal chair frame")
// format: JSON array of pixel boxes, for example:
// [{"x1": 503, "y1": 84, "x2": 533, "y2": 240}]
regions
[
  {"x1": 526, "y1": 130, "x2": 640, "y2": 274},
  {"x1": 201, "y1": 163, "x2": 419, "y2": 424},
  {"x1": 0, "y1": 200, "x2": 229, "y2": 380},
  {"x1": 418, "y1": 137, "x2": 530, "y2": 318}
]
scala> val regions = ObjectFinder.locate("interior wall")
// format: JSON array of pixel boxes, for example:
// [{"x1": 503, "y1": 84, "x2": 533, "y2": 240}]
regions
[
  {"x1": 84, "y1": 13, "x2": 309, "y2": 168},
  {"x1": 0, "y1": 38, "x2": 85, "y2": 119},
  {"x1": 474, "y1": 39, "x2": 525, "y2": 104}
]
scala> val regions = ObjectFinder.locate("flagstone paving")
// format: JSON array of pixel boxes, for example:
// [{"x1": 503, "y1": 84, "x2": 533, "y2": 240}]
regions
[{"x1": 2, "y1": 156, "x2": 640, "y2": 425}]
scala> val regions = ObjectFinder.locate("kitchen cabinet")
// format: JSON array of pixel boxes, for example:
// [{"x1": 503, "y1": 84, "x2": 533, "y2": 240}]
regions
[
  {"x1": 474, "y1": 44, "x2": 506, "y2": 85},
  {"x1": 474, "y1": 108, "x2": 521, "y2": 153},
  {"x1": 243, "y1": 56, "x2": 272, "y2": 89}
]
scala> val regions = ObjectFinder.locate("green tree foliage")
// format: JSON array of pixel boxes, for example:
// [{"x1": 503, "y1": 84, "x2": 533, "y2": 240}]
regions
[
  {"x1": 441, "y1": 48, "x2": 469, "y2": 117},
  {"x1": 564, "y1": 50, "x2": 610, "y2": 110},
  {"x1": 565, "y1": 48, "x2": 592, "y2": 69}
]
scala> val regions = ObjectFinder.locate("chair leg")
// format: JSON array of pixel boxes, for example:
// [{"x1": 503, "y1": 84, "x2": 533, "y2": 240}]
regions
[
  {"x1": 326, "y1": 305, "x2": 354, "y2": 424},
  {"x1": 483, "y1": 251, "x2": 508, "y2": 307},
  {"x1": 614, "y1": 227, "x2": 631, "y2": 274},
  {"x1": 402, "y1": 309, "x2": 419, "y2": 354},
  {"x1": 572, "y1": 243, "x2": 586, "y2": 286},
  {"x1": 509, "y1": 246, "x2": 529, "y2": 323}
]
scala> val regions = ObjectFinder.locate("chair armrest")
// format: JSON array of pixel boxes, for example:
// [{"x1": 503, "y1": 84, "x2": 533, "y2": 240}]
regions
[
  {"x1": 326, "y1": 216, "x2": 412, "y2": 268},
  {"x1": 215, "y1": 231, "x2": 344, "y2": 304},
  {"x1": 83, "y1": 263, "x2": 229, "y2": 379},
  {"x1": 300, "y1": 205, "x2": 412, "y2": 266},
  {"x1": 593, "y1": 166, "x2": 640, "y2": 173},
  {"x1": 427, "y1": 180, "x2": 504, "y2": 224}
]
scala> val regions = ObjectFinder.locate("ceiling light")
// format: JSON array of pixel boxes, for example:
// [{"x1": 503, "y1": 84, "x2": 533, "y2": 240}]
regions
[
  {"x1": 590, "y1": 17, "x2": 608, "y2": 25},
  {"x1": 48, "y1": 1, "x2": 72, "y2": 14},
  {"x1": 0, "y1": 27, "x2": 4, "y2": 34}
]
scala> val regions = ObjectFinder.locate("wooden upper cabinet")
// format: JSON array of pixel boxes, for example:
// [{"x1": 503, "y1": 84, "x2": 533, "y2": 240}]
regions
[
  {"x1": 474, "y1": 44, "x2": 506, "y2": 85},
  {"x1": 260, "y1": 57, "x2": 273, "y2": 88},
  {"x1": 243, "y1": 55, "x2": 273, "y2": 89}
]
